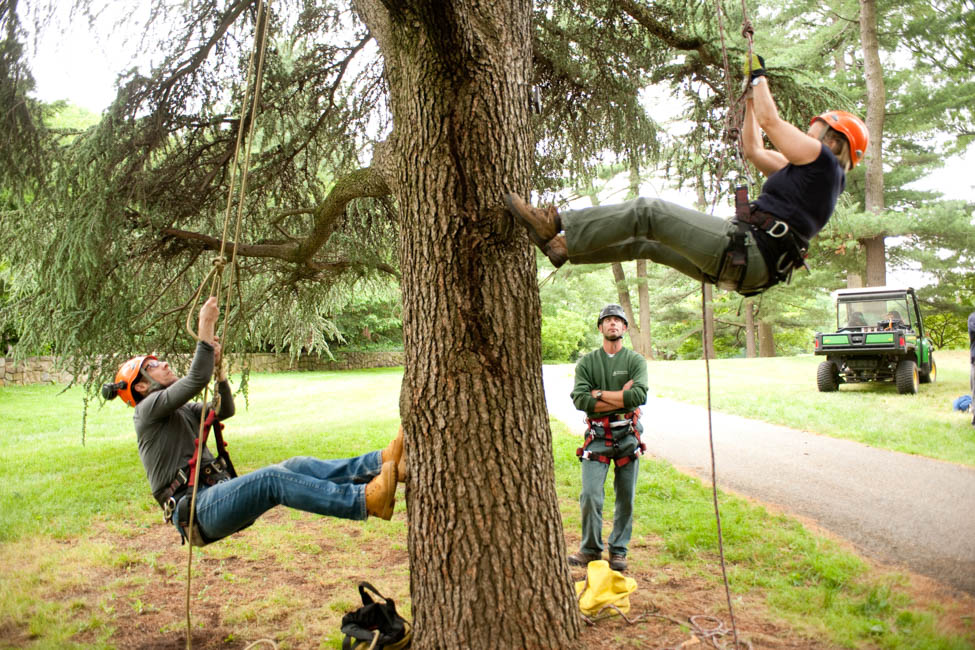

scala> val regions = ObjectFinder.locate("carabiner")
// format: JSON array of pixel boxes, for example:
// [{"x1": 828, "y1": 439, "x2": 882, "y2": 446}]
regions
[{"x1": 767, "y1": 220, "x2": 789, "y2": 238}]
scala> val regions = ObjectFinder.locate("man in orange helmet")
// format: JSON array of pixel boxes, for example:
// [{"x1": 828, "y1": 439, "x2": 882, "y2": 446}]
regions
[
  {"x1": 105, "y1": 296, "x2": 405, "y2": 545},
  {"x1": 504, "y1": 54, "x2": 868, "y2": 297}
]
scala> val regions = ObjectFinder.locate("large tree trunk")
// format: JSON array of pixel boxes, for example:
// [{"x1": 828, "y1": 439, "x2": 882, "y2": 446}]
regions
[
  {"x1": 353, "y1": 2, "x2": 580, "y2": 648},
  {"x1": 859, "y1": 0, "x2": 887, "y2": 286}
]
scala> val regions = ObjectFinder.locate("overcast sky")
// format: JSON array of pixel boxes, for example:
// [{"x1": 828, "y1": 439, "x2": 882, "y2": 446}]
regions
[{"x1": 29, "y1": 10, "x2": 974, "y2": 207}]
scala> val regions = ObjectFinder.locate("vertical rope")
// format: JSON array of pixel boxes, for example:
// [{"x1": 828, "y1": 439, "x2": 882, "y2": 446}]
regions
[
  {"x1": 701, "y1": 282, "x2": 741, "y2": 648},
  {"x1": 181, "y1": 2, "x2": 272, "y2": 648},
  {"x1": 702, "y1": 1, "x2": 759, "y2": 645}
]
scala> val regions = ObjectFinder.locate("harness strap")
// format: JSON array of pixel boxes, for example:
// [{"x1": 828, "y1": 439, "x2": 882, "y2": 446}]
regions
[
  {"x1": 187, "y1": 409, "x2": 237, "y2": 487},
  {"x1": 156, "y1": 409, "x2": 241, "y2": 544},
  {"x1": 719, "y1": 202, "x2": 811, "y2": 296},
  {"x1": 576, "y1": 409, "x2": 645, "y2": 467}
]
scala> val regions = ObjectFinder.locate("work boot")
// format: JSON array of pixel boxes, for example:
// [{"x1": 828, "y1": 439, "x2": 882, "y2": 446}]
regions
[
  {"x1": 504, "y1": 193, "x2": 562, "y2": 248},
  {"x1": 608, "y1": 554, "x2": 627, "y2": 572},
  {"x1": 382, "y1": 427, "x2": 407, "y2": 482},
  {"x1": 542, "y1": 234, "x2": 568, "y2": 268},
  {"x1": 567, "y1": 551, "x2": 600, "y2": 567},
  {"x1": 365, "y1": 461, "x2": 397, "y2": 520}
]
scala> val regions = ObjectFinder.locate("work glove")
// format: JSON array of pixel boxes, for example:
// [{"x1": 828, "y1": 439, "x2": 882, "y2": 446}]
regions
[{"x1": 742, "y1": 53, "x2": 766, "y2": 80}]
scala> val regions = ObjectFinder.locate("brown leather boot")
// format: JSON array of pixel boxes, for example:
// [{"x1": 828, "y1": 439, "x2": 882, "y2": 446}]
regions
[
  {"x1": 365, "y1": 461, "x2": 397, "y2": 520},
  {"x1": 567, "y1": 550, "x2": 600, "y2": 567},
  {"x1": 382, "y1": 427, "x2": 407, "y2": 482},
  {"x1": 503, "y1": 193, "x2": 561, "y2": 248},
  {"x1": 543, "y1": 234, "x2": 568, "y2": 268},
  {"x1": 608, "y1": 554, "x2": 628, "y2": 572}
]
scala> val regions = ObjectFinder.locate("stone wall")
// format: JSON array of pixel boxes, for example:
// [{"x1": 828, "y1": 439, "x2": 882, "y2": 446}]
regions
[
  {"x1": 0, "y1": 356, "x2": 74, "y2": 387},
  {"x1": 0, "y1": 350, "x2": 404, "y2": 387},
  {"x1": 241, "y1": 350, "x2": 404, "y2": 373}
]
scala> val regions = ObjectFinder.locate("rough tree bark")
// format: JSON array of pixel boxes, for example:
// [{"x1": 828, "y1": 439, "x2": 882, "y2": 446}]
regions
[
  {"x1": 351, "y1": 2, "x2": 580, "y2": 648},
  {"x1": 744, "y1": 298, "x2": 756, "y2": 358},
  {"x1": 859, "y1": 0, "x2": 887, "y2": 286},
  {"x1": 636, "y1": 259, "x2": 653, "y2": 359},
  {"x1": 758, "y1": 320, "x2": 776, "y2": 357}
]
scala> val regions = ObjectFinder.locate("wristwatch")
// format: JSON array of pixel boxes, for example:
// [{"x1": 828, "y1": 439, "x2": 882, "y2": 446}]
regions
[{"x1": 595, "y1": 390, "x2": 603, "y2": 400}]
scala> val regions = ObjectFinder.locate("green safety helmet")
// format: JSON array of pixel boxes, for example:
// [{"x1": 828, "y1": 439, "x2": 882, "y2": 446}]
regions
[{"x1": 597, "y1": 304, "x2": 627, "y2": 328}]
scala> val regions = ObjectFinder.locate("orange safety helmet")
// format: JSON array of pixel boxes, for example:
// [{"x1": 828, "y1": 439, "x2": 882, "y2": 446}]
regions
[
  {"x1": 110, "y1": 355, "x2": 157, "y2": 407},
  {"x1": 810, "y1": 110, "x2": 869, "y2": 168}
]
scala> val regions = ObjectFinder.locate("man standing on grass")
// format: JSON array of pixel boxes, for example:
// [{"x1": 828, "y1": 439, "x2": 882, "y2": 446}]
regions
[
  {"x1": 104, "y1": 296, "x2": 405, "y2": 546},
  {"x1": 569, "y1": 304, "x2": 648, "y2": 572}
]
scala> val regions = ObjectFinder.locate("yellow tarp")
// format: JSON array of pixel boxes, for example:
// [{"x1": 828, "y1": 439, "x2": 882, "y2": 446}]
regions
[{"x1": 574, "y1": 560, "x2": 638, "y2": 617}]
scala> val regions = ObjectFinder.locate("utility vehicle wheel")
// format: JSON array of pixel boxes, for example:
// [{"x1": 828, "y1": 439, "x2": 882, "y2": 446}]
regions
[
  {"x1": 919, "y1": 355, "x2": 937, "y2": 384},
  {"x1": 817, "y1": 361, "x2": 839, "y2": 392},
  {"x1": 895, "y1": 359, "x2": 919, "y2": 394}
]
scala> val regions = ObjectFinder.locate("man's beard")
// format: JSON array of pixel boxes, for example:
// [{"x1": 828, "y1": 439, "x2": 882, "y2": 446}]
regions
[{"x1": 604, "y1": 333, "x2": 623, "y2": 342}]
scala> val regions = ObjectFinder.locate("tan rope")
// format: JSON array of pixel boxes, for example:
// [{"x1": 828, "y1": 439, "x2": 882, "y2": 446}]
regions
[
  {"x1": 182, "y1": 2, "x2": 273, "y2": 649},
  {"x1": 697, "y1": 0, "x2": 763, "y2": 647}
]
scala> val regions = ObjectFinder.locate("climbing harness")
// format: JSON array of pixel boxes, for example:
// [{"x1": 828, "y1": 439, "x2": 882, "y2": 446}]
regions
[
  {"x1": 576, "y1": 409, "x2": 645, "y2": 466},
  {"x1": 157, "y1": 409, "x2": 248, "y2": 546},
  {"x1": 717, "y1": 204, "x2": 810, "y2": 296}
]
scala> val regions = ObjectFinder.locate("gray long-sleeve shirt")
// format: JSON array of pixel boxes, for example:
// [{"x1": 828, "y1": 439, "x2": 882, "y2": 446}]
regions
[{"x1": 134, "y1": 341, "x2": 234, "y2": 502}]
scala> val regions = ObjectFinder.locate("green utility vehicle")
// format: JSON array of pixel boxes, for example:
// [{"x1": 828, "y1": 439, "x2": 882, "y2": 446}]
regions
[{"x1": 813, "y1": 287, "x2": 936, "y2": 394}]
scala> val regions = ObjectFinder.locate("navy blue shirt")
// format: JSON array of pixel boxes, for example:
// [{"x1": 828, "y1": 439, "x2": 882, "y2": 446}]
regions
[{"x1": 752, "y1": 143, "x2": 846, "y2": 243}]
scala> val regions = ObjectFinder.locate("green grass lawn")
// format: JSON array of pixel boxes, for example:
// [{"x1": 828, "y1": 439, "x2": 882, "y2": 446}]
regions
[
  {"x1": 642, "y1": 349, "x2": 975, "y2": 466},
  {"x1": 1, "y1": 367, "x2": 973, "y2": 648}
]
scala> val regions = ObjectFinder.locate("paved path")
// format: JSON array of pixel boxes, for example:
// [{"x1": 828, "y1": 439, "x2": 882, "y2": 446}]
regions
[{"x1": 542, "y1": 365, "x2": 975, "y2": 595}]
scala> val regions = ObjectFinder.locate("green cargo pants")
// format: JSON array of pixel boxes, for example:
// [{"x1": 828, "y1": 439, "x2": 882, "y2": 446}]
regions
[
  {"x1": 562, "y1": 197, "x2": 770, "y2": 292},
  {"x1": 579, "y1": 427, "x2": 641, "y2": 558}
]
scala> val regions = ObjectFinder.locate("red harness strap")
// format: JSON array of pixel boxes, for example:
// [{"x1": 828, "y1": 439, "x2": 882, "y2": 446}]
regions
[
  {"x1": 576, "y1": 409, "x2": 645, "y2": 467},
  {"x1": 188, "y1": 409, "x2": 237, "y2": 487}
]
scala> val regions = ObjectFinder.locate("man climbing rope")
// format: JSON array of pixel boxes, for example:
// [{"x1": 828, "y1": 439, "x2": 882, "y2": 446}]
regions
[
  {"x1": 504, "y1": 54, "x2": 869, "y2": 296},
  {"x1": 104, "y1": 296, "x2": 406, "y2": 545},
  {"x1": 568, "y1": 304, "x2": 648, "y2": 572}
]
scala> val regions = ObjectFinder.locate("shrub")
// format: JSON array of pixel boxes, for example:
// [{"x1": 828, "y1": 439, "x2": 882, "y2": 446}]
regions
[{"x1": 541, "y1": 309, "x2": 594, "y2": 362}]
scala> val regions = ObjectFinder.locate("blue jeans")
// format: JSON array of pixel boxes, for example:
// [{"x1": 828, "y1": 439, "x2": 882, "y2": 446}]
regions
[
  {"x1": 179, "y1": 451, "x2": 383, "y2": 541},
  {"x1": 579, "y1": 426, "x2": 642, "y2": 557}
]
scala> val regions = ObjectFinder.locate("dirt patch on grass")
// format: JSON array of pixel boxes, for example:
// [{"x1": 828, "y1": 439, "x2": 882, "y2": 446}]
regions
[{"x1": 3, "y1": 507, "x2": 973, "y2": 649}]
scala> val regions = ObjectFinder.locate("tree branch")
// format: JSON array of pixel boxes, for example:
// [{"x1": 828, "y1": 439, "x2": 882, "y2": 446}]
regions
[{"x1": 160, "y1": 165, "x2": 392, "y2": 272}]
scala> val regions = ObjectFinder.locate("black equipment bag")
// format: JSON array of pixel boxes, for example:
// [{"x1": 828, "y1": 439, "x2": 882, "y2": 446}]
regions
[{"x1": 340, "y1": 582, "x2": 411, "y2": 650}]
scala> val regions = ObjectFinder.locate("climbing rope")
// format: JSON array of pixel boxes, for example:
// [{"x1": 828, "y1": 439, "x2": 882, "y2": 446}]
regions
[
  {"x1": 181, "y1": 2, "x2": 273, "y2": 649},
  {"x1": 700, "y1": 284, "x2": 741, "y2": 648},
  {"x1": 707, "y1": 0, "x2": 756, "y2": 215},
  {"x1": 695, "y1": 0, "x2": 763, "y2": 647}
]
